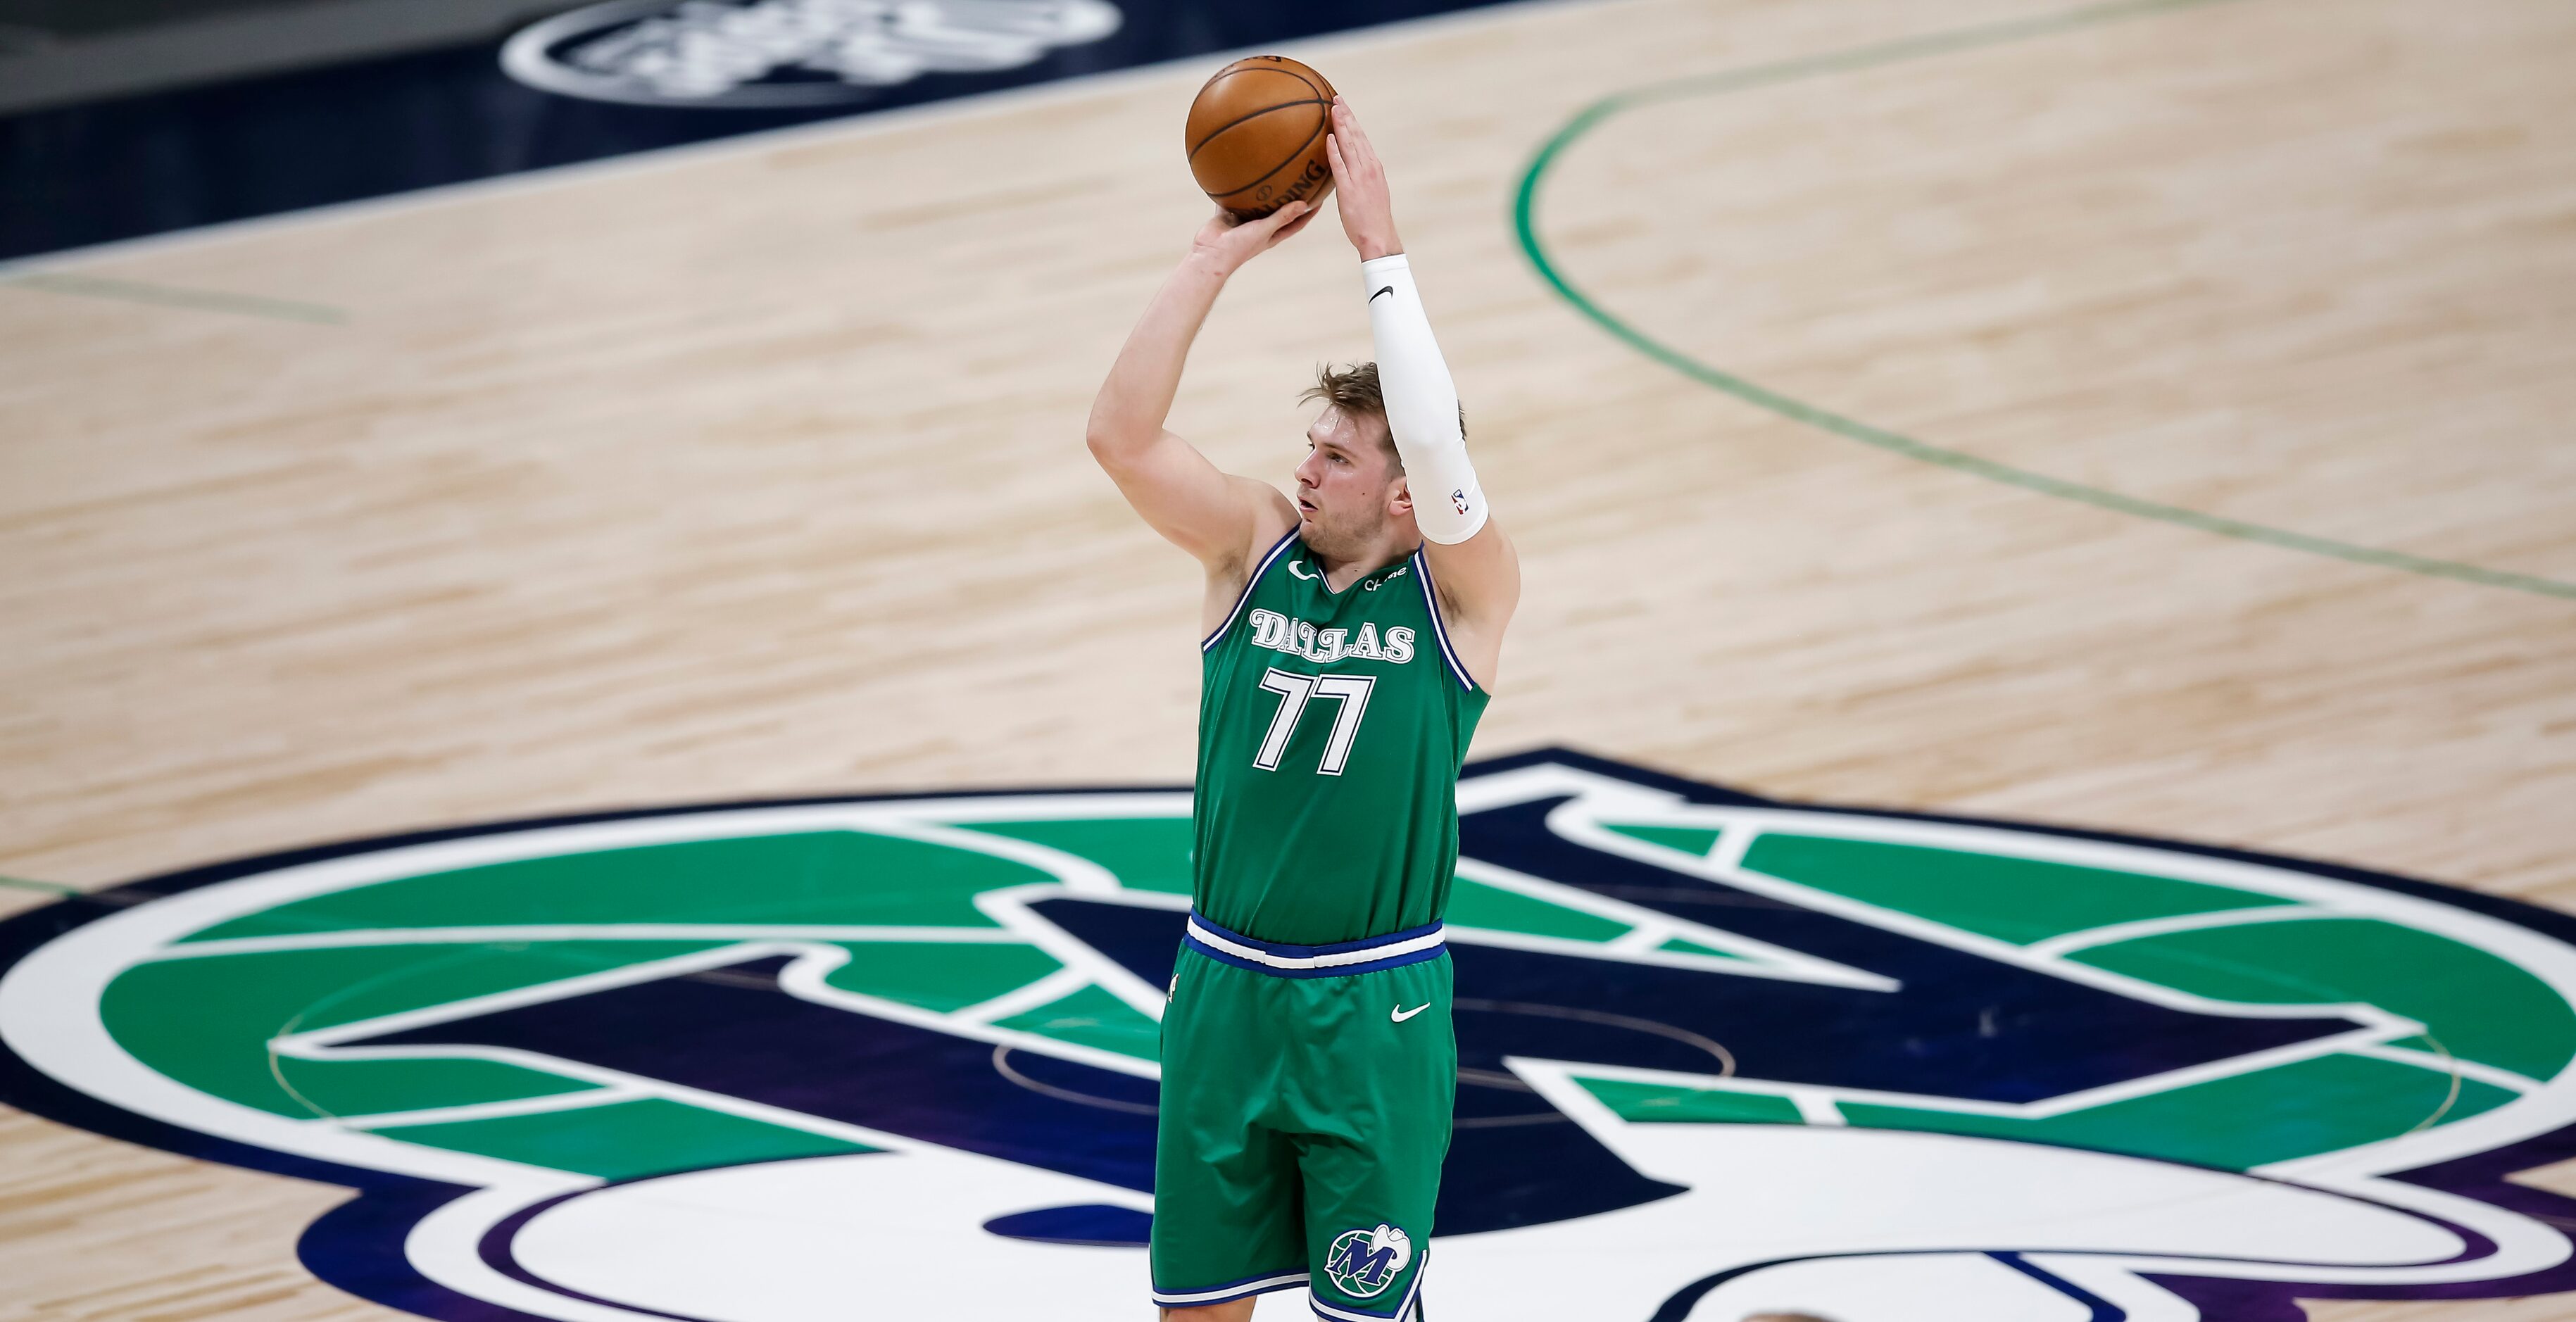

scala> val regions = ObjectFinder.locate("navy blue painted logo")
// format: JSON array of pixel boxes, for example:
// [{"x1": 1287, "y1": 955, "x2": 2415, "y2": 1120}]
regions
[
  {"x1": 5, "y1": 749, "x2": 2576, "y2": 1321},
  {"x1": 500, "y1": 0, "x2": 1124, "y2": 108}
]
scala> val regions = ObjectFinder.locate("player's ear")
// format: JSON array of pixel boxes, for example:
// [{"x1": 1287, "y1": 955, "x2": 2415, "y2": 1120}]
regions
[{"x1": 1386, "y1": 474, "x2": 1412, "y2": 517}]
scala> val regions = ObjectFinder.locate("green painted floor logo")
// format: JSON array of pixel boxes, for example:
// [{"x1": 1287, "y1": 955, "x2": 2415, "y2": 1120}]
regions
[{"x1": 3, "y1": 750, "x2": 2574, "y2": 1320}]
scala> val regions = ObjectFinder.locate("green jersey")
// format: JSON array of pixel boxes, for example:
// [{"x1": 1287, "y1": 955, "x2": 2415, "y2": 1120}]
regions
[{"x1": 1193, "y1": 530, "x2": 1490, "y2": 946}]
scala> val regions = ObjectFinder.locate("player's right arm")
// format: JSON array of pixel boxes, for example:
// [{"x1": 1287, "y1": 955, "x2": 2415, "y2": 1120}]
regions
[{"x1": 1086, "y1": 207, "x2": 1312, "y2": 604}]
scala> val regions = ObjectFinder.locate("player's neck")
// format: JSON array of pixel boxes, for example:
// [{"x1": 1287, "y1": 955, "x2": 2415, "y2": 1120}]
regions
[{"x1": 1311, "y1": 531, "x2": 1417, "y2": 593}]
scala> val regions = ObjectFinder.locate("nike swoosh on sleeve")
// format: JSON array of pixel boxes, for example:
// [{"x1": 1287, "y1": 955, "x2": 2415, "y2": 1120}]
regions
[{"x1": 1370, "y1": 286, "x2": 1395, "y2": 303}]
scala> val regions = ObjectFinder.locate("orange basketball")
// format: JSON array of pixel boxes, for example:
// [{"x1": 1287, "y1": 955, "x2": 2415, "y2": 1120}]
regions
[{"x1": 1183, "y1": 56, "x2": 1338, "y2": 220}]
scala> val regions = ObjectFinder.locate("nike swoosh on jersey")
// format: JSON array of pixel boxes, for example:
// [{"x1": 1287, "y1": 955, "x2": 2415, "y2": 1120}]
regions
[{"x1": 1392, "y1": 1002, "x2": 1431, "y2": 1022}]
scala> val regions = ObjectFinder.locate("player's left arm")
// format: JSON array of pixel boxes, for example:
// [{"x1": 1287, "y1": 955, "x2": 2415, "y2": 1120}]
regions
[{"x1": 1328, "y1": 98, "x2": 1521, "y2": 687}]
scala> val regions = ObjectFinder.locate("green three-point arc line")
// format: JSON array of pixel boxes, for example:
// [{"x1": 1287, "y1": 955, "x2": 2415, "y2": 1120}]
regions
[{"x1": 1509, "y1": 0, "x2": 2576, "y2": 603}]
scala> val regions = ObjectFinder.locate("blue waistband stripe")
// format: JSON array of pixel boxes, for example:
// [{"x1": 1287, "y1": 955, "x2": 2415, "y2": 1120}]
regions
[{"x1": 1183, "y1": 913, "x2": 1447, "y2": 978}]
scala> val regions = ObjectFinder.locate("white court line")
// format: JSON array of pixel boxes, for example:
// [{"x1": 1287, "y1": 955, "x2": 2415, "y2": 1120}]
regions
[
  {"x1": 1788, "y1": 1090, "x2": 1847, "y2": 1126},
  {"x1": 147, "y1": 924, "x2": 1033, "y2": 961},
  {"x1": 1551, "y1": 801, "x2": 2420, "y2": 1037},
  {"x1": 1455, "y1": 854, "x2": 1895, "y2": 990},
  {"x1": 1604, "y1": 921, "x2": 1681, "y2": 952},
  {"x1": 1552, "y1": 1011, "x2": 2411, "y2": 1125},
  {"x1": 2348, "y1": 1043, "x2": 2542, "y2": 1097},
  {"x1": 334, "y1": 1085, "x2": 643, "y2": 1131},
  {"x1": 2025, "y1": 905, "x2": 2346, "y2": 959},
  {"x1": 273, "y1": 942, "x2": 820, "y2": 1050},
  {"x1": 951, "y1": 964, "x2": 1098, "y2": 1026},
  {"x1": 972, "y1": 883, "x2": 1177, "y2": 1024},
  {"x1": 273, "y1": 939, "x2": 1164, "y2": 1082}
]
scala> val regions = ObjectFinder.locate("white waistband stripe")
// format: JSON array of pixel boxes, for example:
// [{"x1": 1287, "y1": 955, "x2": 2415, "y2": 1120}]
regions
[{"x1": 1186, "y1": 918, "x2": 1447, "y2": 970}]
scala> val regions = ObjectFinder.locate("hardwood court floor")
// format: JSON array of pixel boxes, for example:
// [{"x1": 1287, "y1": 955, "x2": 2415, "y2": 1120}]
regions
[{"x1": 2, "y1": 0, "x2": 2572, "y2": 1316}]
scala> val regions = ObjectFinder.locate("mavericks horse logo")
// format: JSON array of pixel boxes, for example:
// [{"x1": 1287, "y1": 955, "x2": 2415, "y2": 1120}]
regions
[
  {"x1": 1325, "y1": 1223, "x2": 1414, "y2": 1298},
  {"x1": 5, "y1": 748, "x2": 2576, "y2": 1320}
]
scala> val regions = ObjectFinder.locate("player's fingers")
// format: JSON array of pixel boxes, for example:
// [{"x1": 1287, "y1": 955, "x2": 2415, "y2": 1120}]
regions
[
  {"x1": 1336, "y1": 96, "x2": 1376, "y2": 156},
  {"x1": 1255, "y1": 200, "x2": 1311, "y2": 236},
  {"x1": 1344, "y1": 134, "x2": 1379, "y2": 184},
  {"x1": 1332, "y1": 97, "x2": 1366, "y2": 154},
  {"x1": 1324, "y1": 132, "x2": 1345, "y2": 177},
  {"x1": 1274, "y1": 208, "x2": 1319, "y2": 243}
]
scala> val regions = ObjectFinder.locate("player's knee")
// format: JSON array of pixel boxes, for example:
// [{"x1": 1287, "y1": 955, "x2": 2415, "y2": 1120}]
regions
[{"x1": 1160, "y1": 1302, "x2": 1257, "y2": 1322}]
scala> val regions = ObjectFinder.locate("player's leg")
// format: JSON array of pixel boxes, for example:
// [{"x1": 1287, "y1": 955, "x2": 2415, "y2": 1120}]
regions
[
  {"x1": 1152, "y1": 953, "x2": 1310, "y2": 1315},
  {"x1": 1160, "y1": 1301, "x2": 1256, "y2": 1322},
  {"x1": 1290, "y1": 954, "x2": 1455, "y2": 1322}
]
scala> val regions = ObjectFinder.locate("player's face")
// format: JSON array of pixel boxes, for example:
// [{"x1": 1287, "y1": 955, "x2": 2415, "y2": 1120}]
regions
[{"x1": 1295, "y1": 408, "x2": 1403, "y2": 553}]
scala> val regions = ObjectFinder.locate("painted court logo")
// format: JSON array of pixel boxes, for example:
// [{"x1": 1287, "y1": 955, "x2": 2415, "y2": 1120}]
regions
[
  {"x1": 6, "y1": 748, "x2": 2576, "y2": 1320},
  {"x1": 501, "y1": 0, "x2": 1122, "y2": 108}
]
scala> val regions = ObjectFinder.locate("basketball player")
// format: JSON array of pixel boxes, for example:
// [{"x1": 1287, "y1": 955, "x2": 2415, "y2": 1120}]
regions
[{"x1": 1085, "y1": 96, "x2": 1518, "y2": 1322}]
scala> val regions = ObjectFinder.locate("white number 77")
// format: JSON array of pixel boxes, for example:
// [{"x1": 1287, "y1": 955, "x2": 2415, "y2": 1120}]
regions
[{"x1": 1252, "y1": 669, "x2": 1377, "y2": 776}]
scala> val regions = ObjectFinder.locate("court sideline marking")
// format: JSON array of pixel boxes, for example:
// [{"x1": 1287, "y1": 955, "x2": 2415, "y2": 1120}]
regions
[
  {"x1": 0, "y1": 0, "x2": 1583, "y2": 284},
  {"x1": 1511, "y1": 0, "x2": 2576, "y2": 603},
  {"x1": 2, "y1": 272, "x2": 346, "y2": 325},
  {"x1": 0, "y1": 0, "x2": 1589, "y2": 317},
  {"x1": 0, "y1": 875, "x2": 77, "y2": 895}
]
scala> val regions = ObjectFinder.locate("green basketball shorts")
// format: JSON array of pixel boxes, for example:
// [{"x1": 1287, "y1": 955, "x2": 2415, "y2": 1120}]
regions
[{"x1": 1150, "y1": 913, "x2": 1456, "y2": 1320}]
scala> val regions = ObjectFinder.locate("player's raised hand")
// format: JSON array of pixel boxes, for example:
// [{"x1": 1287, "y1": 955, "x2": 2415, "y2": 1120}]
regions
[
  {"x1": 1190, "y1": 201, "x2": 1316, "y2": 275},
  {"x1": 1324, "y1": 96, "x2": 1402, "y2": 260}
]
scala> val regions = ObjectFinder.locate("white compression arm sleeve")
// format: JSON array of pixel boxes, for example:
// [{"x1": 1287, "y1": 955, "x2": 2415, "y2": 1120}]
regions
[{"x1": 1362, "y1": 253, "x2": 1487, "y2": 544}]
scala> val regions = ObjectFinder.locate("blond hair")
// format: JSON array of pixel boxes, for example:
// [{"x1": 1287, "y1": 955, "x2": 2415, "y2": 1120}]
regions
[{"x1": 1300, "y1": 362, "x2": 1467, "y2": 473}]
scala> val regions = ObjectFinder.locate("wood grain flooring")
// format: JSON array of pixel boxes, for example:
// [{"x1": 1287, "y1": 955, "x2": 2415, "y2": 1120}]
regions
[{"x1": 1, "y1": 0, "x2": 2568, "y2": 1316}]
